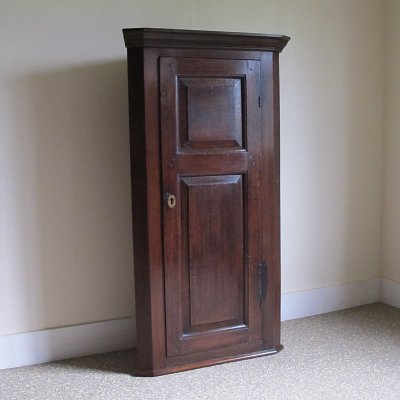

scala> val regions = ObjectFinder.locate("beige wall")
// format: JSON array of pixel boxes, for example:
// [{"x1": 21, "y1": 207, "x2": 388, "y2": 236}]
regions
[
  {"x1": 0, "y1": 0, "x2": 385, "y2": 336},
  {"x1": 382, "y1": 0, "x2": 400, "y2": 283}
]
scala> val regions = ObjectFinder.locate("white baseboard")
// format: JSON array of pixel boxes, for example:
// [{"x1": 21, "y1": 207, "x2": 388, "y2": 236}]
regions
[
  {"x1": 0, "y1": 317, "x2": 136, "y2": 370},
  {"x1": 0, "y1": 277, "x2": 393, "y2": 370},
  {"x1": 381, "y1": 278, "x2": 400, "y2": 308},
  {"x1": 281, "y1": 278, "x2": 381, "y2": 321}
]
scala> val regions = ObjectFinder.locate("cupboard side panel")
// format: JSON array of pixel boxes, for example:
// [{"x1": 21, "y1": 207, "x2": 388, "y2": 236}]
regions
[
  {"x1": 271, "y1": 52, "x2": 282, "y2": 349},
  {"x1": 128, "y1": 47, "x2": 166, "y2": 373},
  {"x1": 143, "y1": 48, "x2": 167, "y2": 371},
  {"x1": 260, "y1": 51, "x2": 281, "y2": 349},
  {"x1": 128, "y1": 47, "x2": 153, "y2": 372}
]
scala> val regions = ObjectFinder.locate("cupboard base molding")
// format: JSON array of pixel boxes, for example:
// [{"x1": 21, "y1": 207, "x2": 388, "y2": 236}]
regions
[{"x1": 135, "y1": 345, "x2": 284, "y2": 377}]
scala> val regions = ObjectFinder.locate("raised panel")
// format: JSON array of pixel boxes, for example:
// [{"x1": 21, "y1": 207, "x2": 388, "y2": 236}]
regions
[
  {"x1": 160, "y1": 56, "x2": 256, "y2": 153},
  {"x1": 178, "y1": 78, "x2": 244, "y2": 149},
  {"x1": 181, "y1": 175, "x2": 245, "y2": 331}
]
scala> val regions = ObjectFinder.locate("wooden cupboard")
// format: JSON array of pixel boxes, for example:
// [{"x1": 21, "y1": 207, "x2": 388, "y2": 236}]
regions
[{"x1": 122, "y1": 28, "x2": 289, "y2": 376}]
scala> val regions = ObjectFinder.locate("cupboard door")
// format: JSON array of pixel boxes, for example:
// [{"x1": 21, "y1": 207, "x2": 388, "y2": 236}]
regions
[{"x1": 160, "y1": 57, "x2": 263, "y2": 357}]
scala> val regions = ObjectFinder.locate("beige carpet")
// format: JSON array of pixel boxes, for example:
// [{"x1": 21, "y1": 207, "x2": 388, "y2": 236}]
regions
[{"x1": 1, "y1": 303, "x2": 400, "y2": 399}]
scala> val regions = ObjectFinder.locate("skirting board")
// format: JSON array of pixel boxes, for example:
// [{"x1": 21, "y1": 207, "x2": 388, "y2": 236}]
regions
[
  {"x1": 0, "y1": 278, "x2": 390, "y2": 370},
  {"x1": 381, "y1": 278, "x2": 400, "y2": 308},
  {"x1": 0, "y1": 317, "x2": 136, "y2": 370},
  {"x1": 281, "y1": 278, "x2": 381, "y2": 321}
]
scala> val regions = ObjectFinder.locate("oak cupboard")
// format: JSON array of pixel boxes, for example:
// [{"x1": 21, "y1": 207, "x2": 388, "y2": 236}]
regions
[{"x1": 122, "y1": 28, "x2": 289, "y2": 376}]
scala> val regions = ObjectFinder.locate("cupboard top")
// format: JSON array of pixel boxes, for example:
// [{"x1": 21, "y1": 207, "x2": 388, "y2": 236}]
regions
[{"x1": 123, "y1": 28, "x2": 290, "y2": 53}]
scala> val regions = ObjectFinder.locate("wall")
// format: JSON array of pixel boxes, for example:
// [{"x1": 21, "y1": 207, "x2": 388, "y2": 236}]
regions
[
  {"x1": 382, "y1": 0, "x2": 400, "y2": 285},
  {"x1": 0, "y1": 0, "x2": 384, "y2": 343},
  {"x1": 271, "y1": 1, "x2": 384, "y2": 293},
  {"x1": 183, "y1": 1, "x2": 385, "y2": 294}
]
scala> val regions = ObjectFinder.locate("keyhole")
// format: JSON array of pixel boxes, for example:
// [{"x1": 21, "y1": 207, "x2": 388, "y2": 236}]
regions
[{"x1": 166, "y1": 193, "x2": 176, "y2": 209}]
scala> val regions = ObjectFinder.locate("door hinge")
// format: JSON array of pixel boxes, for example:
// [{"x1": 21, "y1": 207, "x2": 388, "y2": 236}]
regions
[
  {"x1": 258, "y1": 95, "x2": 261, "y2": 107},
  {"x1": 257, "y1": 261, "x2": 268, "y2": 307}
]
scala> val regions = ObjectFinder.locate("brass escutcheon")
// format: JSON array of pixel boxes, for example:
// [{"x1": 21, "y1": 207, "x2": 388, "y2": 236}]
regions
[{"x1": 165, "y1": 193, "x2": 176, "y2": 209}]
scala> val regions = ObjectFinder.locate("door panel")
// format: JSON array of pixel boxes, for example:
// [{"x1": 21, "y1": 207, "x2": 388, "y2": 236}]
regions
[
  {"x1": 181, "y1": 175, "x2": 244, "y2": 329},
  {"x1": 160, "y1": 57, "x2": 262, "y2": 357},
  {"x1": 178, "y1": 77, "x2": 244, "y2": 149}
]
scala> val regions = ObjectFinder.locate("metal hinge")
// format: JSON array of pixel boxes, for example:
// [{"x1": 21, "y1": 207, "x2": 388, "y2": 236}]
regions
[{"x1": 257, "y1": 261, "x2": 268, "y2": 307}]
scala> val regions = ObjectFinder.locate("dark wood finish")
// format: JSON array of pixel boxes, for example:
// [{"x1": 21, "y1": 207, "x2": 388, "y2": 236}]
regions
[
  {"x1": 123, "y1": 28, "x2": 290, "y2": 53},
  {"x1": 184, "y1": 175, "x2": 244, "y2": 327},
  {"x1": 123, "y1": 28, "x2": 289, "y2": 376},
  {"x1": 161, "y1": 55, "x2": 264, "y2": 359},
  {"x1": 179, "y1": 77, "x2": 243, "y2": 149}
]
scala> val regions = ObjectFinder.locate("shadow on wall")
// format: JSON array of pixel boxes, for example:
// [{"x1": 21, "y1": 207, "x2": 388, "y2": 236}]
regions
[{"x1": 4, "y1": 61, "x2": 135, "y2": 344}]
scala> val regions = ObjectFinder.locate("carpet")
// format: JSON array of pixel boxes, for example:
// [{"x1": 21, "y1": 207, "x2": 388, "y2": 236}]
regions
[{"x1": 1, "y1": 303, "x2": 399, "y2": 399}]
